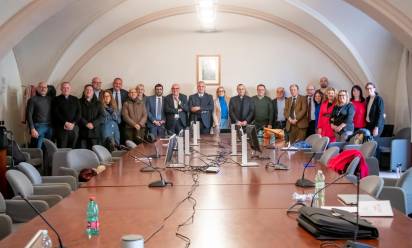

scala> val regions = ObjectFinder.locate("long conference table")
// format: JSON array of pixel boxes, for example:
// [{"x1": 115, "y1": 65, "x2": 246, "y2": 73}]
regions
[{"x1": 1, "y1": 134, "x2": 411, "y2": 247}]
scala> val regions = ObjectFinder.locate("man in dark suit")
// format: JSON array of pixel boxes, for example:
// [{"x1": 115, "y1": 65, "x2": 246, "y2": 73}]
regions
[
  {"x1": 108, "y1": 77, "x2": 128, "y2": 144},
  {"x1": 52, "y1": 82, "x2": 81, "y2": 148},
  {"x1": 188, "y1": 81, "x2": 214, "y2": 134},
  {"x1": 108, "y1": 77, "x2": 128, "y2": 113},
  {"x1": 164, "y1": 83, "x2": 188, "y2": 134},
  {"x1": 305, "y1": 83, "x2": 316, "y2": 137},
  {"x1": 229, "y1": 84, "x2": 254, "y2": 127},
  {"x1": 145, "y1": 84, "x2": 166, "y2": 138},
  {"x1": 284, "y1": 84, "x2": 308, "y2": 143}
]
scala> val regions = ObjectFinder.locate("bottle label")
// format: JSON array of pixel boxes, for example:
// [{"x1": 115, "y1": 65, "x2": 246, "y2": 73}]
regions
[{"x1": 88, "y1": 221, "x2": 99, "y2": 230}]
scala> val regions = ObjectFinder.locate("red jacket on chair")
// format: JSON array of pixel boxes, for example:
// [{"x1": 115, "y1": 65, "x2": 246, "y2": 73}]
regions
[{"x1": 327, "y1": 149, "x2": 368, "y2": 178}]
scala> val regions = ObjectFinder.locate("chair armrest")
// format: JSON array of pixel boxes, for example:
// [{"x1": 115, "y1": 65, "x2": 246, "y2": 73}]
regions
[
  {"x1": 59, "y1": 167, "x2": 78, "y2": 179},
  {"x1": 22, "y1": 152, "x2": 31, "y2": 161},
  {"x1": 379, "y1": 186, "x2": 407, "y2": 214},
  {"x1": 375, "y1": 137, "x2": 392, "y2": 148},
  {"x1": 5, "y1": 199, "x2": 49, "y2": 222},
  {"x1": 345, "y1": 175, "x2": 357, "y2": 184},
  {"x1": 17, "y1": 195, "x2": 62, "y2": 208},
  {"x1": 112, "y1": 150, "x2": 127, "y2": 157},
  {"x1": 42, "y1": 176, "x2": 78, "y2": 190},
  {"x1": 33, "y1": 184, "x2": 71, "y2": 198},
  {"x1": 383, "y1": 178, "x2": 398, "y2": 186},
  {"x1": 20, "y1": 148, "x2": 43, "y2": 159},
  {"x1": 327, "y1": 142, "x2": 345, "y2": 151},
  {"x1": 0, "y1": 214, "x2": 12, "y2": 239},
  {"x1": 343, "y1": 144, "x2": 361, "y2": 151}
]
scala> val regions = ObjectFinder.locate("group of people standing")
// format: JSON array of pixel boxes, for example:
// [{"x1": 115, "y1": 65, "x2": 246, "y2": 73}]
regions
[{"x1": 26, "y1": 76, "x2": 384, "y2": 150}]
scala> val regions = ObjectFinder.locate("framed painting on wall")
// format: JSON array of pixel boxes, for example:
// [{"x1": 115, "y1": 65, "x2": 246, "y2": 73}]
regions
[{"x1": 196, "y1": 55, "x2": 220, "y2": 85}]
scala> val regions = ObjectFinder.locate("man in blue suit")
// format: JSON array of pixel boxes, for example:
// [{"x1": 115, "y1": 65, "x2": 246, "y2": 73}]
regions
[
  {"x1": 145, "y1": 84, "x2": 166, "y2": 138},
  {"x1": 188, "y1": 81, "x2": 214, "y2": 134}
]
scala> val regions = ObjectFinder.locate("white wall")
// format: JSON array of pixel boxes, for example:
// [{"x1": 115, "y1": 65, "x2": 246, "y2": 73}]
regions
[
  {"x1": 71, "y1": 13, "x2": 352, "y2": 98},
  {"x1": 0, "y1": 51, "x2": 25, "y2": 143}
]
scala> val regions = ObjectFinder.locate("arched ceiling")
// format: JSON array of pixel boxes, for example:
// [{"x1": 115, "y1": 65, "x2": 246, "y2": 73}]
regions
[{"x1": 0, "y1": 0, "x2": 411, "y2": 85}]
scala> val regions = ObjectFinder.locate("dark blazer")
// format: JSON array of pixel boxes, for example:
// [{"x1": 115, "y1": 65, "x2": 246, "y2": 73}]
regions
[
  {"x1": 108, "y1": 88, "x2": 128, "y2": 104},
  {"x1": 164, "y1": 94, "x2": 188, "y2": 129},
  {"x1": 78, "y1": 96, "x2": 104, "y2": 139},
  {"x1": 229, "y1": 95, "x2": 254, "y2": 124},
  {"x1": 188, "y1": 93, "x2": 214, "y2": 128},
  {"x1": 145, "y1": 95, "x2": 165, "y2": 128},
  {"x1": 284, "y1": 95, "x2": 308, "y2": 131},
  {"x1": 52, "y1": 95, "x2": 81, "y2": 127},
  {"x1": 365, "y1": 94, "x2": 384, "y2": 131}
]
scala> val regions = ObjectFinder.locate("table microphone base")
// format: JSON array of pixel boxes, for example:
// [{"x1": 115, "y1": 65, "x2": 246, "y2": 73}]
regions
[
  {"x1": 148, "y1": 179, "x2": 173, "y2": 188},
  {"x1": 267, "y1": 163, "x2": 289, "y2": 170},
  {"x1": 140, "y1": 166, "x2": 156, "y2": 172},
  {"x1": 295, "y1": 178, "x2": 315, "y2": 187},
  {"x1": 345, "y1": 240, "x2": 374, "y2": 248}
]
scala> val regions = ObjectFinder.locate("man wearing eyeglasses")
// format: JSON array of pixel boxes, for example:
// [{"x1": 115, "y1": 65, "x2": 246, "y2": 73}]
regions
[
  {"x1": 164, "y1": 83, "x2": 188, "y2": 134},
  {"x1": 26, "y1": 81, "x2": 53, "y2": 148}
]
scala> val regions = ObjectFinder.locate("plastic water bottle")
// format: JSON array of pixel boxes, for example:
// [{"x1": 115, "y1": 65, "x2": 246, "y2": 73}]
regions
[
  {"x1": 314, "y1": 170, "x2": 325, "y2": 204},
  {"x1": 257, "y1": 129, "x2": 263, "y2": 144},
  {"x1": 41, "y1": 230, "x2": 52, "y2": 248},
  {"x1": 86, "y1": 196, "x2": 100, "y2": 238}
]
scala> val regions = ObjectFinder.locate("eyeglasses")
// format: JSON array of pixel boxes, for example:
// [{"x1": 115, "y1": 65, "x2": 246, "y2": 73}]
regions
[
  {"x1": 338, "y1": 94, "x2": 346, "y2": 97},
  {"x1": 366, "y1": 87, "x2": 374, "y2": 90}
]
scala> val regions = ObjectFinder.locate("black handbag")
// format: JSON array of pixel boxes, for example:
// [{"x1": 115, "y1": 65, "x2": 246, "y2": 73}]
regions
[{"x1": 297, "y1": 206, "x2": 379, "y2": 240}]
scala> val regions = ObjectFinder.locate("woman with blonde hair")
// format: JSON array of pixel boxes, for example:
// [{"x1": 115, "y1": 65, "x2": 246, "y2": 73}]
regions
[
  {"x1": 330, "y1": 90, "x2": 355, "y2": 141},
  {"x1": 212, "y1": 86, "x2": 230, "y2": 132},
  {"x1": 99, "y1": 90, "x2": 121, "y2": 146},
  {"x1": 317, "y1": 87, "x2": 336, "y2": 142}
]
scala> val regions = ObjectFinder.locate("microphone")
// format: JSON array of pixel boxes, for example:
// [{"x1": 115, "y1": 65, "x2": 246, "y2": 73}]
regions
[
  {"x1": 266, "y1": 139, "x2": 301, "y2": 170},
  {"x1": 295, "y1": 152, "x2": 317, "y2": 188},
  {"x1": 310, "y1": 172, "x2": 348, "y2": 207},
  {"x1": 126, "y1": 140, "x2": 156, "y2": 172},
  {"x1": 18, "y1": 193, "x2": 64, "y2": 248},
  {"x1": 135, "y1": 136, "x2": 160, "y2": 158},
  {"x1": 128, "y1": 154, "x2": 172, "y2": 188}
]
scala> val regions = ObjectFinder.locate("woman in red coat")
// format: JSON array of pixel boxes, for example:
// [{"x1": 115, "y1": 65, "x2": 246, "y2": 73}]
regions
[
  {"x1": 350, "y1": 85, "x2": 366, "y2": 131},
  {"x1": 317, "y1": 88, "x2": 336, "y2": 142}
]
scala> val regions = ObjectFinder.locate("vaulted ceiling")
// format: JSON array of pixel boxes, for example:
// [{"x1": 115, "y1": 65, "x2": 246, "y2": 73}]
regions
[{"x1": 0, "y1": 0, "x2": 411, "y2": 85}]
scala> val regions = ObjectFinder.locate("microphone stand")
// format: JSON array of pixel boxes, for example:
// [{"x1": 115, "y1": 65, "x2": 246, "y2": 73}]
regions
[
  {"x1": 129, "y1": 150, "x2": 156, "y2": 172},
  {"x1": 345, "y1": 173, "x2": 373, "y2": 248},
  {"x1": 266, "y1": 139, "x2": 301, "y2": 170},
  {"x1": 129, "y1": 154, "x2": 173, "y2": 187},
  {"x1": 18, "y1": 193, "x2": 64, "y2": 248},
  {"x1": 295, "y1": 152, "x2": 317, "y2": 188},
  {"x1": 135, "y1": 135, "x2": 160, "y2": 158}
]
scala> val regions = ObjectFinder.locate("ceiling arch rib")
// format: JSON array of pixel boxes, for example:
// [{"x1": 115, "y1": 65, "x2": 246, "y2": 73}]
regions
[
  {"x1": 345, "y1": 0, "x2": 412, "y2": 51},
  {"x1": 57, "y1": 4, "x2": 368, "y2": 85},
  {"x1": 0, "y1": 0, "x2": 75, "y2": 60}
]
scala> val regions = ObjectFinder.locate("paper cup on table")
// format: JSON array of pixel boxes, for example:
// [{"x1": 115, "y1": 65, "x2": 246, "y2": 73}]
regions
[{"x1": 121, "y1": 234, "x2": 144, "y2": 248}]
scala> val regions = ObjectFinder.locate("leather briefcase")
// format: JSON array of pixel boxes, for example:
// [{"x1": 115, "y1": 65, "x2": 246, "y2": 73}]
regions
[{"x1": 297, "y1": 206, "x2": 379, "y2": 240}]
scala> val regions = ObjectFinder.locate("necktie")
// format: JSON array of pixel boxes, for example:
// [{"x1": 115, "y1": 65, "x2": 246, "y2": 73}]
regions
[
  {"x1": 290, "y1": 97, "x2": 296, "y2": 119},
  {"x1": 308, "y1": 97, "x2": 312, "y2": 121},
  {"x1": 239, "y1": 97, "x2": 244, "y2": 121},
  {"x1": 116, "y1": 92, "x2": 121, "y2": 111},
  {"x1": 156, "y1": 97, "x2": 162, "y2": 120}
]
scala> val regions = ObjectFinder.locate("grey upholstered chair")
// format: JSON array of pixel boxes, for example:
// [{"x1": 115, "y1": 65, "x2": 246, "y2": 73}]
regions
[
  {"x1": 6, "y1": 170, "x2": 64, "y2": 207},
  {"x1": 379, "y1": 167, "x2": 412, "y2": 215},
  {"x1": 311, "y1": 136, "x2": 329, "y2": 154},
  {"x1": 319, "y1": 146, "x2": 339, "y2": 166},
  {"x1": 305, "y1": 134, "x2": 321, "y2": 147},
  {"x1": 345, "y1": 156, "x2": 361, "y2": 184},
  {"x1": 365, "y1": 157, "x2": 380, "y2": 176},
  {"x1": 17, "y1": 162, "x2": 77, "y2": 190},
  {"x1": 43, "y1": 139, "x2": 71, "y2": 176},
  {"x1": 0, "y1": 213, "x2": 11, "y2": 240},
  {"x1": 126, "y1": 140, "x2": 137, "y2": 149},
  {"x1": 359, "y1": 175, "x2": 384, "y2": 198},
  {"x1": 58, "y1": 149, "x2": 100, "y2": 179},
  {"x1": 0, "y1": 192, "x2": 48, "y2": 224},
  {"x1": 344, "y1": 141, "x2": 377, "y2": 158},
  {"x1": 377, "y1": 127, "x2": 411, "y2": 171},
  {"x1": 92, "y1": 145, "x2": 125, "y2": 165}
]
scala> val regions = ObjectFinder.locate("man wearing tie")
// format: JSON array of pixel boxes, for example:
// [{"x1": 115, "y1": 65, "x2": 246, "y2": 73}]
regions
[
  {"x1": 229, "y1": 84, "x2": 254, "y2": 127},
  {"x1": 188, "y1": 81, "x2": 214, "y2": 134},
  {"x1": 91, "y1": 77, "x2": 102, "y2": 99},
  {"x1": 145, "y1": 84, "x2": 166, "y2": 138},
  {"x1": 305, "y1": 83, "x2": 316, "y2": 137},
  {"x1": 108, "y1": 77, "x2": 128, "y2": 144},
  {"x1": 284, "y1": 84, "x2": 308, "y2": 143},
  {"x1": 164, "y1": 83, "x2": 188, "y2": 134}
]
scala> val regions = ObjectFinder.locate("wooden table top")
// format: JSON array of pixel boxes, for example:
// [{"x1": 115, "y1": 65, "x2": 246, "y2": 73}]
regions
[{"x1": 1, "y1": 134, "x2": 411, "y2": 248}]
